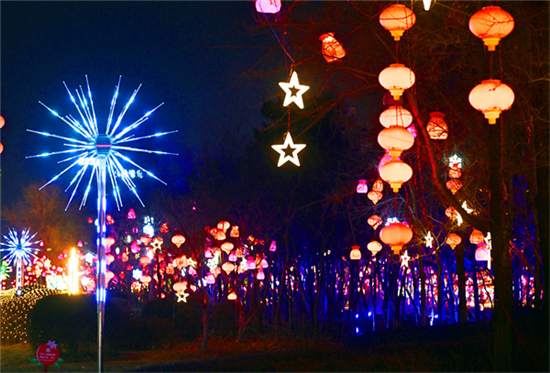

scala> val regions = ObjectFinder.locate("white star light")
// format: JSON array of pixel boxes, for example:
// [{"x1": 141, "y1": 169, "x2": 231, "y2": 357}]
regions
[
  {"x1": 424, "y1": 231, "x2": 434, "y2": 248},
  {"x1": 278, "y1": 71, "x2": 310, "y2": 109},
  {"x1": 27, "y1": 76, "x2": 178, "y2": 210},
  {"x1": 400, "y1": 250, "x2": 410, "y2": 268},
  {"x1": 176, "y1": 290, "x2": 189, "y2": 303},
  {"x1": 271, "y1": 132, "x2": 307, "y2": 167}
]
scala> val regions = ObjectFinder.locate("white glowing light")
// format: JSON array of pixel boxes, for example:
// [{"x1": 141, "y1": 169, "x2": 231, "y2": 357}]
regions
[
  {"x1": 424, "y1": 231, "x2": 434, "y2": 248},
  {"x1": 176, "y1": 290, "x2": 189, "y2": 303},
  {"x1": 0, "y1": 228, "x2": 40, "y2": 296},
  {"x1": 423, "y1": 0, "x2": 432, "y2": 11},
  {"x1": 271, "y1": 132, "x2": 307, "y2": 167},
  {"x1": 27, "y1": 76, "x2": 178, "y2": 210},
  {"x1": 84, "y1": 252, "x2": 95, "y2": 264},
  {"x1": 461, "y1": 201, "x2": 474, "y2": 214},
  {"x1": 386, "y1": 217, "x2": 399, "y2": 226},
  {"x1": 448, "y1": 154, "x2": 462, "y2": 169},
  {"x1": 143, "y1": 224, "x2": 154, "y2": 237},
  {"x1": 68, "y1": 248, "x2": 80, "y2": 294},
  {"x1": 278, "y1": 71, "x2": 310, "y2": 109},
  {"x1": 132, "y1": 268, "x2": 142, "y2": 280},
  {"x1": 400, "y1": 250, "x2": 410, "y2": 268}
]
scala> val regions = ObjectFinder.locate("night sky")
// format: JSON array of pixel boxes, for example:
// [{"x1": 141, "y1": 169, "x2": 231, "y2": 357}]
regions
[{"x1": 0, "y1": 1, "x2": 277, "y2": 209}]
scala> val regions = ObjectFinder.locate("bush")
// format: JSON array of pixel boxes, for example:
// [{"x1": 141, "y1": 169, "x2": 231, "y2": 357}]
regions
[
  {"x1": 174, "y1": 298, "x2": 202, "y2": 341},
  {"x1": 142, "y1": 297, "x2": 176, "y2": 319},
  {"x1": 123, "y1": 317, "x2": 175, "y2": 350}
]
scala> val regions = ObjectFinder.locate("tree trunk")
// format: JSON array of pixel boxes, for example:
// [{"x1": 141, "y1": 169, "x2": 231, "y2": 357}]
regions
[
  {"x1": 419, "y1": 246, "x2": 427, "y2": 326},
  {"x1": 455, "y1": 238, "x2": 468, "y2": 323}
]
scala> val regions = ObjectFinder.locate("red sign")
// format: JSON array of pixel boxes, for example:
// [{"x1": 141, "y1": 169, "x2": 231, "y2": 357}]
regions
[{"x1": 36, "y1": 343, "x2": 59, "y2": 366}]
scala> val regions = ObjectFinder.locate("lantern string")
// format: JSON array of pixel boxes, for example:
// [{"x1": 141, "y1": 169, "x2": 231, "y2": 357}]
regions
[
  {"x1": 489, "y1": 50, "x2": 493, "y2": 80},
  {"x1": 262, "y1": 13, "x2": 295, "y2": 65},
  {"x1": 395, "y1": 40, "x2": 399, "y2": 63},
  {"x1": 287, "y1": 108, "x2": 291, "y2": 133}
]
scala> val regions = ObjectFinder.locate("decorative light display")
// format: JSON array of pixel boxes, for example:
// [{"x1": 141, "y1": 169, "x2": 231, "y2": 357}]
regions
[
  {"x1": 379, "y1": 159, "x2": 413, "y2": 193},
  {"x1": 423, "y1": 0, "x2": 433, "y2": 11},
  {"x1": 0, "y1": 260, "x2": 12, "y2": 292},
  {"x1": 446, "y1": 233, "x2": 462, "y2": 249},
  {"x1": 400, "y1": 250, "x2": 411, "y2": 268},
  {"x1": 426, "y1": 112, "x2": 448, "y2": 140},
  {"x1": 356, "y1": 179, "x2": 368, "y2": 194},
  {"x1": 350, "y1": 246, "x2": 361, "y2": 260},
  {"x1": 171, "y1": 234, "x2": 186, "y2": 248},
  {"x1": 446, "y1": 179, "x2": 463, "y2": 194},
  {"x1": 255, "y1": 0, "x2": 281, "y2": 14},
  {"x1": 469, "y1": 79, "x2": 515, "y2": 124},
  {"x1": 377, "y1": 125, "x2": 415, "y2": 159},
  {"x1": 68, "y1": 248, "x2": 80, "y2": 294},
  {"x1": 367, "y1": 191, "x2": 383, "y2": 205},
  {"x1": 469, "y1": 6, "x2": 514, "y2": 51},
  {"x1": 470, "y1": 228, "x2": 485, "y2": 245},
  {"x1": 424, "y1": 231, "x2": 434, "y2": 248},
  {"x1": 271, "y1": 132, "x2": 307, "y2": 167},
  {"x1": 1, "y1": 228, "x2": 40, "y2": 296},
  {"x1": 278, "y1": 71, "x2": 310, "y2": 109},
  {"x1": 367, "y1": 241, "x2": 383, "y2": 256},
  {"x1": 368, "y1": 215, "x2": 383, "y2": 230},
  {"x1": 379, "y1": 106, "x2": 413, "y2": 128},
  {"x1": 319, "y1": 32, "x2": 346, "y2": 63},
  {"x1": 372, "y1": 178, "x2": 384, "y2": 192},
  {"x1": 379, "y1": 63, "x2": 416, "y2": 101},
  {"x1": 379, "y1": 222, "x2": 413, "y2": 255},
  {"x1": 176, "y1": 289, "x2": 189, "y2": 303},
  {"x1": 379, "y1": 4, "x2": 416, "y2": 41},
  {"x1": 446, "y1": 206, "x2": 463, "y2": 226}
]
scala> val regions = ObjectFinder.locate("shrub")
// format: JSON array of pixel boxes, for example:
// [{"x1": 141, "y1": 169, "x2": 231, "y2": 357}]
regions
[{"x1": 174, "y1": 298, "x2": 202, "y2": 341}]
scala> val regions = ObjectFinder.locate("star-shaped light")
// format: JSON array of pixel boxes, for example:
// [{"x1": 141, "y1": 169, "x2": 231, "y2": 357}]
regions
[
  {"x1": 150, "y1": 238, "x2": 163, "y2": 251},
  {"x1": 176, "y1": 290, "x2": 189, "y2": 303},
  {"x1": 448, "y1": 154, "x2": 463, "y2": 169},
  {"x1": 424, "y1": 231, "x2": 434, "y2": 248},
  {"x1": 47, "y1": 341, "x2": 58, "y2": 349},
  {"x1": 271, "y1": 132, "x2": 306, "y2": 167},
  {"x1": 187, "y1": 258, "x2": 197, "y2": 268},
  {"x1": 400, "y1": 250, "x2": 410, "y2": 268},
  {"x1": 278, "y1": 71, "x2": 310, "y2": 109},
  {"x1": 462, "y1": 201, "x2": 474, "y2": 214}
]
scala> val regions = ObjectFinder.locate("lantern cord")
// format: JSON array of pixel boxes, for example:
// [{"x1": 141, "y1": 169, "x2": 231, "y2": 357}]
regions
[
  {"x1": 395, "y1": 40, "x2": 399, "y2": 63},
  {"x1": 262, "y1": 13, "x2": 295, "y2": 65},
  {"x1": 287, "y1": 108, "x2": 291, "y2": 133},
  {"x1": 489, "y1": 50, "x2": 493, "y2": 80}
]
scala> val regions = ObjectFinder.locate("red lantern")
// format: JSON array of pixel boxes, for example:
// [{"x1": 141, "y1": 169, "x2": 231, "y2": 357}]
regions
[
  {"x1": 140, "y1": 235, "x2": 152, "y2": 245},
  {"x1": 368, "y1": 191, "x2": 383, "y2": 205},
  {"x1": 449, "y1": 166, "x2": 462, "y2": 179},
  {"x1": 380, "y1": 159, "x2": 413, "y2": 193},
  {"x1": 469, "y1": 79, "x2": 515, "y2": 124},
  {"x1": 160, "y1": 222, "x2": 169, "y2": 233},
  {"x1": 379, "y1": 106, "x2": 413, "y2": 128},
  {"x1": 0, "y1": 115, "x2": 4, "y2": 128},
  {"x1": 230, "y1": 225, "x2": 240, "y2": 238},
  {"x1": 319, "y1": 32, "x2": 346, "y2": 63},
  {"x1": 368, "y1": 215, "x2": 383, "y2": 230},
  {"x1": 446, "y1": 233, "x2": 462, "y2": 249},
  {"x1": 379, "y1": 4, "x2": 416, "y2": 41},
  {"x1": 469, "y1": 6, "x2": 514, "y2": 51},
  {"x1": 470, "y1": 229, "x2": 485, "y2": 245},
  {"x1": 372, "y1": 178, "x2": 384, "y2": 192},
  {"x1": 446, "y1": 179, "x2": 463, "y2": 194},
  {"x1": 378, "y1": 126, "x2": 415, "y2": 159},
  {"x1": 379, "y1": 64, "x2": 415, "y2": 101},
  {"x1": 379, "y1": 222, "x2": 413, "y2": 255},
  {"x1": 426, "y1": 112, "x2": 448, "y2": 140}
]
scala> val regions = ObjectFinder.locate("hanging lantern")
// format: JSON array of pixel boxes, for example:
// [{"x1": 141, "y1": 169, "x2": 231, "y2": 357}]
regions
[
  {"x1": 445, "y1": 206, "x2": 459, "y2": 219},
  {"x1": 160, "y1": 222, "x2": 169, "y2": 234},
  {"x1": 378, "y1": 126, "x2": 415, "y2": 159},
  {"x1": 379, "y1": 4, "x2": 416, "y2": 41},
  {"x1": 469, "y1": 79, "x2": 515, "y2": 124},
  {"x1": 373, "y1": 178, "x2": 384, "y2": 192},
  {"x1": 246, "y1": 257, "x2": 256, "y2": 270},
  {"x1": 269, "y1": 241, "x2": 277, "y2": 252},
  {"x1": 171, "y1": 234, "x2": 186, "y2": 248},
  {"x1": 255, "y1": 0, "x2": 281, "y2": 14},
  {"x1": 426, "y1": 112, "x2": 448, "y2": 140},
  {"x1": 106, "y1": 253, "x2": 115, "y2": 265},
  {"x1": 449, "y1": 166, "x2": 462, "y2": 179},
  {"x1": 230, "y1": 226, "x2": 240, "y2": 238},
  {"x1": 257, "y1": 269, "x2": 265, "y2": 280},
  {"x1": 140, "y1": 235, "x2": 152, "y2": 246},
  {"x1": 217, "y1": 221, "x2": 230, "y2": 232},
  {"x1": 204, "y1": 248, "x2": 213, "y2": 259},
  {"x1": 229, "y1": 251, "x2": 237, "y2": 262},
  {"x1": 368, "y1": 191, "x2": 383, "y2": 205},
  {"x1": 127, "y1": 209, "x2": 136, "y2": 219},
  {"x1": 222, "y1": 262, "x2": 235, "y2": 274},
  {"x1": 319, "y1": 32, "x2": 346, "y2": 63},
  {"x1": 470, "y1": 229, "x2": 485, "y2": 245},
  {"x1": 379, "y1": 159, "x2": 413, "y2": 193},
  {"x1": 0, "y1": 115, "x2": 4, "y2": 128},
  {"x1": 379, "y1": 64, "x2": 416, "y2": 101},
  {"x1": 173, "y1": 281, "x2": 187, "y2": 292},
  {"x1": 379, "y1": 106, "x2": 413, "y2": 128},
  {"x1": 205, "y1": 273, "x2": 216, "y2": 285},
  {"x1": 469, "y1": 6, "x2": 514, "y2": 51},
  {"x1": 446, "y1": 179, "x2": 463, "y2": 194},
  {"x1": 446, "y1": 233, "x2": 462, "y2": 249},
  {"x1": 139, "y1": 256, "x2": 151, "y2": 266},
  {"x1": 228, "y1": 291, "x2": 237, "y2": 301},
  {"x1": 261, "y1": 258, "x2": 269, "y2": 269},
  {"x1": 356, "y1": 179, "x2": 368, "y2": 194},
  {"x1": 221, "y1": 242, "x2": 234, "y2": 254},
  {"x1": 379, "y1": 222, "x2": 413, "y2": 255},
  {"x1": 475, "y1": 244, "x2": 491, "y2": 261},
  {"x1": 350, "y1": 245, "x2": 362, "y2": 260},
  {"x1": 140, "y1": 275, "x2": 151, "y2": 284},
  {"x1": 367, "y1": 241, "x2": 383, "y2": 255},
  {"x1": 368, "y1": 215, "x2": 383, "y2": 230}
]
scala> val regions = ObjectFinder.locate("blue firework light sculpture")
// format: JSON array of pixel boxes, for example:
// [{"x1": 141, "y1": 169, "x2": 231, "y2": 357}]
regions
[
  {"x1": 0, "y1": 228, "x2": 40, "y2": 296},
  {"x1": 27, "y1": 75, "x2": 178, "y2": 210}
]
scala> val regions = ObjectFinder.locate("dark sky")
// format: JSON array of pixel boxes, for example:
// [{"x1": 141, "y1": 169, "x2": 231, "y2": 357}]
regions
[{"x1": 0, "y1": 1, "x2": 278, "y2": 209}]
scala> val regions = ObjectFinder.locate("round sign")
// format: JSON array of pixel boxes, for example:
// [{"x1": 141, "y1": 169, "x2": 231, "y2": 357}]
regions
[{"x1": 36, "y1": 343, "x2": 60, "y2": 366}]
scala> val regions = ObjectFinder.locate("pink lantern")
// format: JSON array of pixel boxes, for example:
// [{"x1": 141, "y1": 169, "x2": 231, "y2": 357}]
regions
[
  {"x1": 269, "y1": 241, "x2": 277, "y2": 252},
  {"x1": 475, "y1": 244, "x2": 491, "y2": 261},
  {"x1": 319, "y1": 32, "x2": 346, "y2": 63},
  {"x1": 246, "y1": 257, "x2": 256, "y2": 270},
  {"x1": 379, "y1": 4, "x2": 416, "y2": 41},
  {"x1": 261, "y1": 258, "x2": 269, "y2": 269},
  {"x1": 127, "y1": 209, "x2": 136, "y2": 219},
  {"x1": 380, "y1": 222, "x2": 413, "y2": 255},
  {"x1": 350, "y1": 245, "x2": 361, "y2": 260},
  {"x1": 379, "y1": 106, "x2": 413, "y2": 128},
  {"x1": 131, "y1": 242, "x2": 140, "y2": 254},
  {"x1": 205, "y1": 273, "x2": 216, "y2": 284},
  {"x1": 469, "y1": 79, "x2": 515, "y2": 124},
  {"x1": 379, "y1": 64, "x2": 415, "y2": 101},
  {"x1": 426, "y1": 112, "x2": 448, "y2": 140},
  {"x1": 469, "y1": 6, "x2": 514, "y2": 51},
  {"x1": 255, "y1": 0, "x2": 281, "y2": 14},
  {"x1": 378, "y1": 126, "x2": 415, "y2": 159},
  {"x1": 367, "y1": 241, "x2": 383, "y2": 255},
  {"x1": 256, "y1": 269, "x2": 265, "y2": 280},
  {"x1": 106, "y1": 270, "x2": 115, "y2": 283},
  {"x1": 379, "y1": 159, "x2": 413, "y2": 193},
  {"x1": 229, "y1": 251, "x2": 237, "y2": 262},
  {"x1": 356, "y1": 179, "x2": 368, "y2": 194},
  {"x1": 204, "y1": 249, "x2": 213, "y2": 259},
  {"x1": 106, "y1": 237, "x2": 116, "y2": 248},
  {"x1": 106, "y1": 253, "x2": 115, "y2": 265}
]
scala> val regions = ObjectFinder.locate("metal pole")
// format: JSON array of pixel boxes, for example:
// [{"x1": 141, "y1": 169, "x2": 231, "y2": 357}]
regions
[{"x1": 97, "y1": 158, "x2": 107, "y2": 373}]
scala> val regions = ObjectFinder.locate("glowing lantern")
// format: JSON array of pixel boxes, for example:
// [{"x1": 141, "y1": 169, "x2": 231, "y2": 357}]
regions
[
  {"x1": 221, "y1": 242, "x2": 234, "y2": 254},
  {"x1": 229, "y1": 252, "x2": 237, "y2": 262},
  {"x1": 106, "y1": 253, "x2": 115, "y2": 265},
  {"x1": 469, "y1": 80, "x2": 515, "y2": 124},
  {"x1": 378, "y1": 152, "x2": 393, "y2": 173},
  {"x1": 230, "y1": 226, "x2": 240, "y2": 238},
  {"x1": 379, "y1": 159, "x2": 413, "y2": 193},
  {"x1": 215, "y1": 231, "x2": 226, "y2": 241},
  {"x1": 140, "y1": 275, "x2": 151, "y2": 284},
  {"x1": 236, "y1": 248, "x2": 244, "y2": 258},
  {"x1": 475, "y1": 244, "x2": 491, "y2": 261},
  {"x1": 205, "y1": 273, "x2": 216, "y2": 284},
  {"x1": 0, "y1": 115, "x2": 4, "y2": 128},
  {"x1": 222, "y1": 262, "x2": 235, "y2": 274},
  {"x1": 261, "y1": 258, "x2": 269, "y2": 269},
  {"x1": 269, "y1": 241, "x2": 277, "y2": 252},
  {"x1": 171, "y1": 234, "x2": 186, "y2": 248},
  {"x1": 373, "y1": 179, "x2": 384, "y2": 192},
  {"x1": 160, "y1": 222, "x2": 169, "y2": 233},
  {"x1": 173, "y1": 281, "x2": 186, "y2": 292},
  {"x1": 423, "y1": 0, "x2": 432, "y2": 11},
  {"x1": 319, "y1": 32, "x2": 346, "y2": 63},
  {"x1": 368, "y1": 191, "x2": 383, "y2": 205},
  {"x1": 228, "y1": 291, "x2": 237, "y2": 301},
  {"x1": 255, "y1": 0, "x2": 281, "y2": 14},
  {"x1": 356, "y1": 179, "x2": 368, "y2": 194},
  {"x1": 106, "y1": 237, "x2": 116, "y2": 248},
  {"x1": 470, "y1": 229, "x2": 485, "y2": 245},
  {"x1": 446, "y1": 179, "x2": 463, "y2": 194},
  {"x1": 445, "y1": 206, "x2": 463, "y2": 226},
  {"x1": 368, "y1": 215, "x2": 383, "y2": 230},
  {"x1": 204, "y1": 249, "x2": 213, "y2": 259},
  {"x1": 379, "y1": 4, "x2": 416, "y2": 41},
  {"x1": 367, "y1": 241, "x2": 383, "y2": 255},
  {"x1": 106, "y1": 215, "x2": 114, "y2": 225},
  {"x1": 106, "y1": 270, "x2": 115, "y2": 284},
  {"x1": 246, "y1": 257, "x2": 256, "y2": 270},
  {"x1": 378, "y1": 126, "x2": 415, "y2": 159},
  {"x1": 379, "y1": 64, "x2": 415, "y2": 101},
  {"x1": 469, "y1": 6, "x2": 514, "y2": 51},
  {"x1": 449, "y1": 166, "x2": 462, "y2": 179},
  {"x1": 426, "y1": 112, "x2": 448, "y2": 140},
  {"x1": 257, "y1": 269, "x2": 265, "y2": 280},
  {"x1": 350, "y1": 245, "x2": 361, "y2": 260},
  {"x1": 131, "y1": 242, "x2": 140, "y2": 254},
  {"x1": 139, "y1": 256, "x2": 151, "y2": 266},
  {"x1": 380, "y1": 222, "x2": 413, "y2": 255},
  {"x1": 127, "y1": 209, "x2": 136, "y2": 219},
  {"x1": 0, "y1": 143, "x2": 3, "y2": 154},
  {"x1": 218, "y1": 221, "x2": 230, "y2": 232},
  {"x1": 379, "y1": 106, "x2": 413, "y2": 128},
  {"x1": 446, "y1": 233, "x2": 462, "y2": 249},
  {"x1": 121, "y1": 252, "x2": 129, "y2": 262},
  {"x1": 140, "y1": 235, "x2": 151, "y2": 245}
]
